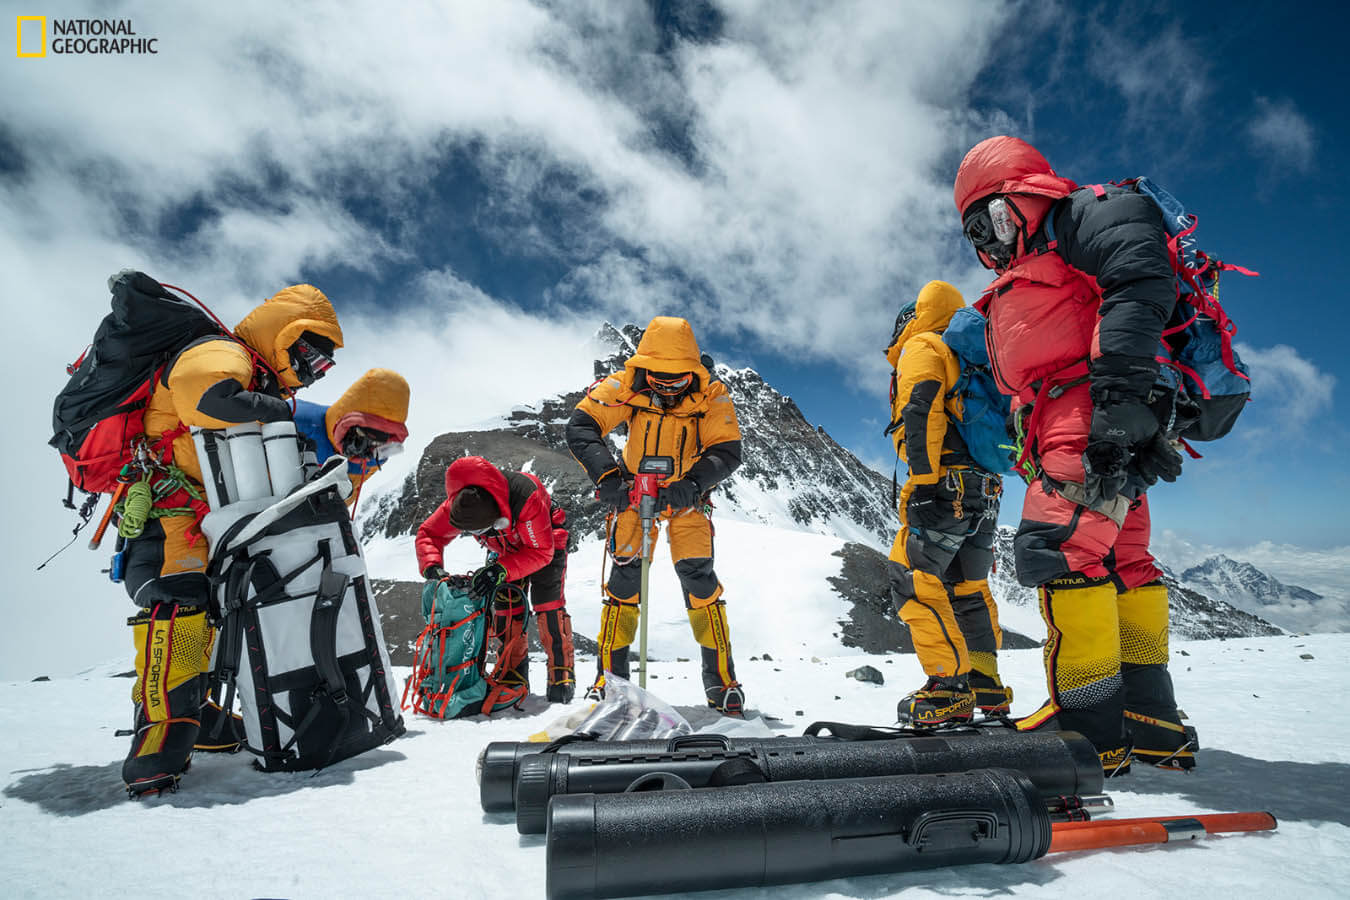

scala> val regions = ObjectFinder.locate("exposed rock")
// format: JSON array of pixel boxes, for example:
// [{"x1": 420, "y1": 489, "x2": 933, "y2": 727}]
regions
[
  {"x1": 845, "y1": 665, "x2": 884, "y2": 685},
  {"x1": 828, "y1": 541, "x2": 1040, "y2": 653},
  {"x1": 371, "y1": 578, "x2": 599, "y2": 666}
]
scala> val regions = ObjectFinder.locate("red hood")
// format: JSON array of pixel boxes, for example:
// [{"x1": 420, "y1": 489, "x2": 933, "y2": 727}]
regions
[
  {"x1": 444, "y1": 456, "x2": 510, "y2": 524},
  {"x1": 954, "y1": 136, "x2": 1078, "y2": 229}
]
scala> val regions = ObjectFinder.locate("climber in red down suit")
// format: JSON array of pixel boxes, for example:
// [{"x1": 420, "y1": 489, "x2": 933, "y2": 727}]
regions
[{"x1": 415, "y1": 456, "x2": 576, "y2": 703}]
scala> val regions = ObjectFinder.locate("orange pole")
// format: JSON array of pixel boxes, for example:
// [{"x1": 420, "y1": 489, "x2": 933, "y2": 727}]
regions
[
  {"x1": 88, "y1": 483, "x2": 128, "y2": 550},
  {"x1": 1050, "y1": 812, "x2": 1277, "y2": 854}
]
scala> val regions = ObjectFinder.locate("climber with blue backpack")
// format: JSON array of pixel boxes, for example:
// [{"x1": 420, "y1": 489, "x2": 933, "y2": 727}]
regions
[
  {"x1": 884, "y1": 280, "x2": 1015, "y2": 727},
  {"x1": 953, "y1": 135, "x2": 1254, "y2": 775}
]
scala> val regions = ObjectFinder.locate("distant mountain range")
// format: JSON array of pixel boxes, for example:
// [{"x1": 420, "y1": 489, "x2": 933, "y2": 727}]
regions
[
  {"x1": 362, "y1": 322, "x2": 1302, "y2": 663},
  {"x1": 1179, "y1": 554, "x2": 1348, "y2": 634}
]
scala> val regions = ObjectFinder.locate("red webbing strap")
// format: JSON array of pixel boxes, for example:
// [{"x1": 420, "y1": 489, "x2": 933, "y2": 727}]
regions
[
  {"x1": 1161, "y1": 216, "x2": 1256, "y2": 382},
  {"x1": 1014, "y1": 360, "x2": 1091, "y2": 475}
]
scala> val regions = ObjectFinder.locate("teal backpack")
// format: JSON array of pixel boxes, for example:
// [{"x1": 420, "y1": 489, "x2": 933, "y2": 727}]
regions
[
  {"x1": 941, "y1": 306, "x2": 1015, "y2": 474},
  {"x1": 402, "y1": 575, "x2": 527, "y2": 719}
]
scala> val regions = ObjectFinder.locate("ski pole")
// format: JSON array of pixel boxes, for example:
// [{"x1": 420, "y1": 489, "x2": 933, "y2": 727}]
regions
[
  {"x1": 1049, "y1": 811, "x2": 1276, "y2": 853},
  {"x1": 89, "y1": 482, "x2": 127, "y2": 550}
]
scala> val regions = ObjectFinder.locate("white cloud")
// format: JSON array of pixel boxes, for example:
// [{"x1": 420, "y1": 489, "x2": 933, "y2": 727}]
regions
[
  {"x1": 1085, "y1": 20, "x2": 1212, "y2": 121},
  {"x1": 1247, "y1": 96, "x2": 1316, "y2": 171},
  {"x1": 1233, "y1": 342, "x2": 1337, "y2": 435}
]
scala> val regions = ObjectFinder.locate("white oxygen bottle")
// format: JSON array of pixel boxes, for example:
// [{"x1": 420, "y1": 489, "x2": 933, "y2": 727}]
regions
[
  {"x1": 262, "y1": 421, "x2": 303, "y2": 497},
  {"x1": 226, "y1": 423, "x2": 271, "y2": 501},
  {"x1": 191, "y1": 427, "x2": 238, "y2": 510}
]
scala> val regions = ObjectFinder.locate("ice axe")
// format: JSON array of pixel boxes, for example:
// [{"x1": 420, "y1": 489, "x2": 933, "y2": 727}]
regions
[{"x1": 631, "y1": 455, "x2": 673, "y2": 688}]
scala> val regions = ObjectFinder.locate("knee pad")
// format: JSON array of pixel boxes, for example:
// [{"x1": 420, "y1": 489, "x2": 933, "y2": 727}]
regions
[
  {"x1": 1117, "y1": 581, "x2": 1169, "y2": 665},
  {"x1": 1039, "y1": 576, "x2": 1123, "y2": 711},
  {"x1": 674, "y1": 557, "x2": 722, "y2": 608},
  {"x1": 950, "y1": 579, "x2": 1001, "y2": 654},
  {"x1": 886, "y1": 559, "x2": 916, "y2": 615}
]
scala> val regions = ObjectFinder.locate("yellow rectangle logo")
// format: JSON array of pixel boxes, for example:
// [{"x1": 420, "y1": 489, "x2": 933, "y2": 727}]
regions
[{"x1": 16, "y1": 15, "x2": 46, "y2": 57}]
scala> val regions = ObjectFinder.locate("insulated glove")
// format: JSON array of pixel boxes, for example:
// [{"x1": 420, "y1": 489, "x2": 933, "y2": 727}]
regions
[
  {"x1": 470, "y1": 562, "x2": 508, "y2": 600},
  {"x1": 595, "y1": 468, "x2": 632, "y2": 512},
  {"x1": 906, "y1": 482, "x2": 950, "y2": 531},
  {"x1": 1082, "y1": 401, "x2": 1161, "y2": 507},
  {"x1": 1129, "y1": 432, "x2": 1184, "y2": 487},
  {"x1": 657, "y1": 478, "x2": 701, "y2": 513},
  {"x1": 421, "y1": 564, "x2": 447, "y2": 581}
]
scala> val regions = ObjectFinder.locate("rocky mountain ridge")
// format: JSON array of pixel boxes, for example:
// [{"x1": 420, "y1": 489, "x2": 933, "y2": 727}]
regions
[{"x1": 362, "y1": 322, "x2": 1285, "y2": 663}]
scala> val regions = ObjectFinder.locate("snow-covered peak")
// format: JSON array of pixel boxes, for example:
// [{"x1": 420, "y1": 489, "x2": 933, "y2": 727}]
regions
[{"x1": 1181, "y1": 554, "x2": 1347, "y2": 633}]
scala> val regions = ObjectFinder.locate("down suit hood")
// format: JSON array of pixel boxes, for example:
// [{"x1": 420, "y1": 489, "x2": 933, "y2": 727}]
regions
[{"x1": 234, "y1": 284, "x2": 344, "y2": 390}]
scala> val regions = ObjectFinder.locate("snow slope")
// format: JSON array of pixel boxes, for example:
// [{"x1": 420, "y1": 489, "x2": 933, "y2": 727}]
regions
[
  {"x1": 3, "y1": 633, "x2": 1348, "y2": 899},
  {"x1": 5, "y1": 510, "x2": 1348, "y2": 899}
]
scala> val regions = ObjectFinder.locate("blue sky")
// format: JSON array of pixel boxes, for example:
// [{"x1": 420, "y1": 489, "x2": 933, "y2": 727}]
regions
[
  {"x1": 288, "y1": 1, "x2": 1343, "y2": 549},
  {"x1": 4, "y1": 0, "x2": 1347, "y2": 563}
]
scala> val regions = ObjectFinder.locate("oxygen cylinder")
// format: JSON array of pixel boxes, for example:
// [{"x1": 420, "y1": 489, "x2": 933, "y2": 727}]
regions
[
  {"x1": 545, "y1": 768, "x2": 1053, "y2": 899},
  {"x1": 226, "y1": 423, "x2": 271, "y2": 501},
  {"x1": 192, "y1": 427, "x2": 237, "y2": 510},
  {"x1": 478, "y1": 733, "x2": 821, "y2": 814},
  {"x1": 261, "y1": 421, "x2": 303, "y2": 497},
  {"x1": 514, "y1": 728, "x2": 1101, "y2": 835}
]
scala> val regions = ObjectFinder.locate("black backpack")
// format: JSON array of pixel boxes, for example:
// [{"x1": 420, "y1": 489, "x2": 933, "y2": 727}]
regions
[{"x1": 49, "y1": 271, "x2": 224, "y2": 493}]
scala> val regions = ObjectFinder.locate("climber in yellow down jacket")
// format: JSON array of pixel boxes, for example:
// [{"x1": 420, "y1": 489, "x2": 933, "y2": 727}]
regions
[
  {"x1": 294, "y1": 367, "x2": 411, "y2": 503},
  {"x1": 566, "y1": 316, "x2": 746, "y2": 715},
  {"x1": 122, "y1": 284, "x2": 343, "y2": 796},
  {"x1": 885, "y1": 280, "x2": 1012, "y2": 726}
]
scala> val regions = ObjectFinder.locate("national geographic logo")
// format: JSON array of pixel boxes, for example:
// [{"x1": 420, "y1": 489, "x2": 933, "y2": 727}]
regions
[{"x1": 16, "y1": 16, "x2": 160, "y2": 57}]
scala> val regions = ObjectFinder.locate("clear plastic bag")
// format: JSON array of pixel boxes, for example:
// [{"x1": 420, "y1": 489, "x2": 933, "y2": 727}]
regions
[{"x1": 572, "y1": 674, "x2": 692, "y2": 741}]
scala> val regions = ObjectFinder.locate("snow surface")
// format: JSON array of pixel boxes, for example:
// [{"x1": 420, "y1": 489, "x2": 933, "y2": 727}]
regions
[
  {"x1": 5, "y1": 511, "x2": 1350, "y2": 898},
  {"x1": 3, "y1": 635, "x2": 1348, "y2": 899}
]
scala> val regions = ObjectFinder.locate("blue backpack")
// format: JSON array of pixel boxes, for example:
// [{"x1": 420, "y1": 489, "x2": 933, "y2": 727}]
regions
[
  {"x1": 402, "y1": 576, "x2": 527, "y2": 719},
  {"x1": 941, "y1": 306, "x2": 1014, "y2": 474},
  {"x1": 1097, "y1": 178, "x2": 1256, "y2": 443}
]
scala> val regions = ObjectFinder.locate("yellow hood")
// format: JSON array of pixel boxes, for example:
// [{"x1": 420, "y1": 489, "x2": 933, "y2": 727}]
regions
[
  {"x1": 625, "y1": 316, "x2": 712, "y2": 386},
  {"x1": 234, "y1": 284, "x2": 344, "y2": 389},
  {"x1": 325, "y1": 368, "x2": 411, "y2": 447},
  {"x1": 885, "y1": 280, "x2": 965, "y2": 368}
]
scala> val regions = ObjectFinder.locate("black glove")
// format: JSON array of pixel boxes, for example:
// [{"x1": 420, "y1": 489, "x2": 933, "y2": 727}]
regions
[
  {"x1": 1082, "y1": 401, "x2": 1161, "y2": 507},
  {"x1": 595, "y1": 468, "x2": 632, "y2": 512},
  {"x1": 1129, "y1": 432, "x2": 1184, "y2": 487},
  {"x1": 547, "y1": 680, "x2": 576, "y2": 704},
  {"x1": 657, "y1": 478, "x2": 701, "y2": 513},
  {"x1": 470, "y1": 562, "x2": 508, "y2": 600},
  {"x1": 905, "y1": 483, "x2": 949, "y2": 531},
  {"x1": 421, "y1": 564, "x2": 446, "y2": 581}
]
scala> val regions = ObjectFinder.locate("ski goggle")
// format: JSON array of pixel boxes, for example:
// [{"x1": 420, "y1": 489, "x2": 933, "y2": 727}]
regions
[
  {"x1": 962, "y1": 197, "x2": 1018, "y2": 268},
  {"x1": 460, "y1": 517, "x2": 509, "y2": 535},
  {"x1": 890, "y1": 305, "x2": 918, "y2": 344},
  {"x1": 340, "y1": 426, "x2": 391, "y2": 461},
  {"x1": 289, "y1": 335, "x2": 336, "y2": 385},
  {"x1": 646, "y1": 371, "x2": 694, "y2": 397}
]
